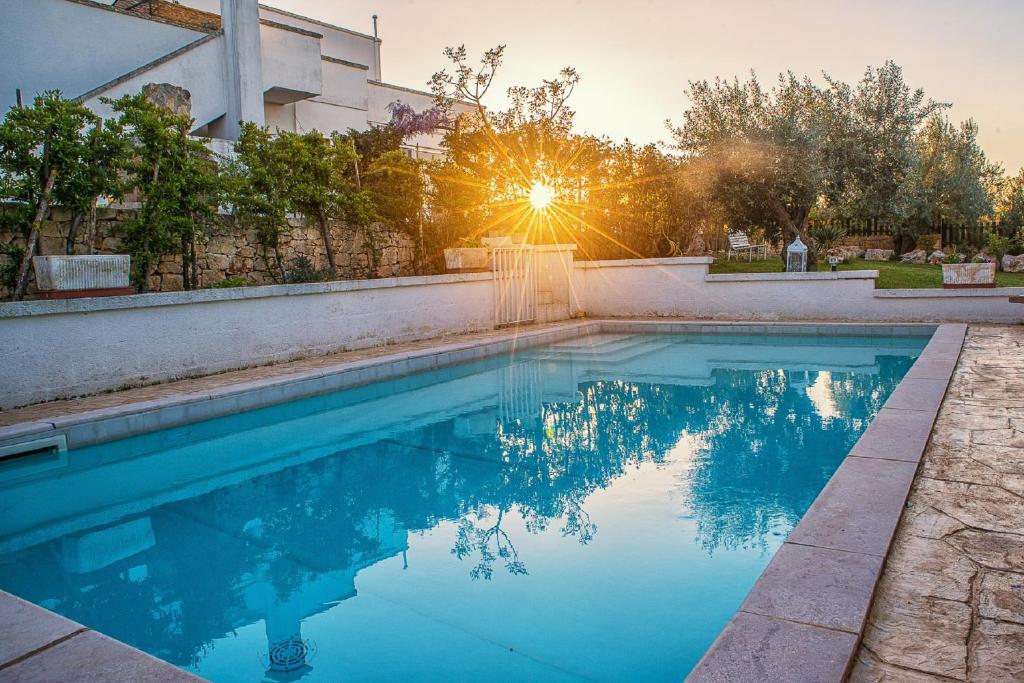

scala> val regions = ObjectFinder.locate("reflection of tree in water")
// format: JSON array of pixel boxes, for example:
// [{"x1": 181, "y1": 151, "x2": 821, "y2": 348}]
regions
[
  {"x1": 450, "y1": 359, "x2": 915, "y2": 567},
  {"x1": 0, "y1": 353, "x2": 916, "y2": 667},
  {"x1": 452, "y1": 510, "x2": 527, "y2": 580},
  {"x1": 682, "y1": 362, "x2": 915, "y2": 554}
]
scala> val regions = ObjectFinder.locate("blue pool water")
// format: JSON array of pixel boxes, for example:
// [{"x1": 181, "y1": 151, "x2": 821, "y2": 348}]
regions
[{"x1": 0, "y1": 332, "x2": 927, "y2": 682}]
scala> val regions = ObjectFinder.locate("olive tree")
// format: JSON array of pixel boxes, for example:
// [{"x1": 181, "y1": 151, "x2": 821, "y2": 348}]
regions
[
  {"x1": 669, "y1": 72, "x2": 828, "y2": 265},
  {"x1": 0, "y1": 92, "x2": 124, "y2": 299},
  {"x1": 224, "y1": 123, "x2": 292, "y2": 280},
  {"x1": 272, "y1": 130, "x2": 375, "y2": 278},
  {"x1": 107, "y1": 93, "x2": 222, "y2": 291}
]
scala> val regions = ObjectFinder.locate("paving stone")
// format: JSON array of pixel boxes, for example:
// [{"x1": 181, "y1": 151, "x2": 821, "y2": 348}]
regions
[
  {"x1": 923, "y1": 479, "x2": 1024, "y2": 536},
  {"x1": 882, "y1": 378, "x2": 951, "y2": 413},
  {"x1": 880, "y1": 534, "x2": 976, "y2": 603},
  {"x1": 853, "y1": 325, "x2": 1024, "y2": 683},
  {"x1": 977, "y1": 569, "x2": 1024, "y2": 624},
  {"x1": 739, "y1": 543, "x2": 883, "y2": 633},
  {"x1": 0, "y1": 591, "x2": 83, "y2": 667},
  {"x1": 900, "y1": 494, "x2": 966, "y2": 540},
  {"x1": 0, "y1": 630, "x2": 203, "y2": 682},
  {"x1": 786, "y1": 455, "x2": 917, "y2": 556},
  {"x1": 936, "y1": 407, "x2": 1010, "y2": 430},
  {"x1": 920, "y1": 445, "x2": 1024, "y2": 495},
  {"x1": 848, "y1": 407, "x2": 936, "y2": 462},
  {"x1": 903, "y1": 357, "x2": 959, "y2": 382},
  {"x1": 847, "y1": 646, "x2": 954, "y2": 683},
  {"x1": 943, "y1": 529, "x2": 1024, "y2": 572},
  {"x1": 970, "y1": 427, "x2": 1024, "y2": 448},
  {"x1": 968, "y1": 619, "x2": 1024, "y2": 682},
  {"x1": 860, "y1": 594, "x2": 970, "y2": 680},
  {"x1": 685, "y1": 612, "x2": 858, "y2": 683}
]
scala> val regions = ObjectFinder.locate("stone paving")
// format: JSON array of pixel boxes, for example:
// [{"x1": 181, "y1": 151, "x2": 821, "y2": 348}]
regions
[{"x1": 850, "y1": 324, "x2": 1024, "y2": 682}]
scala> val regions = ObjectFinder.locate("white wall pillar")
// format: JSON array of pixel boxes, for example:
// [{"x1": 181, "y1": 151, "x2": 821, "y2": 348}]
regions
[{"x1": 221, "y1": 0, "x2": 264, "y2": 139}]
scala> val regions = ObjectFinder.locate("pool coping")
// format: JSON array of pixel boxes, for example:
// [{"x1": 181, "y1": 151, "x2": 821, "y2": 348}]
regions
[
  {"x1": 685, "y1": 321, "x2": 967, "y2": 682},
  {"x1": 0, "y1": 319, "x2": 959, "y2": 681}
]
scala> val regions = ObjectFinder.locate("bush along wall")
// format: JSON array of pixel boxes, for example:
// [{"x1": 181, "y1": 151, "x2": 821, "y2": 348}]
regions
[{"x1": 0, "y1": 206, "x2": 417, "y2": 297}]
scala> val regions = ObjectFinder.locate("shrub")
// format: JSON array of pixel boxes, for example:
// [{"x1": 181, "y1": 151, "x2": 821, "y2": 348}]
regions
[
  {"x1": 285, "y1": 256, "x2": 332, "y2": 283},
  {"x1": 807, "y1": 222, "x2": 847, "y2": 255},
  {"x1": 206, "y1": 275, "x2": 252, "y2": 289}
]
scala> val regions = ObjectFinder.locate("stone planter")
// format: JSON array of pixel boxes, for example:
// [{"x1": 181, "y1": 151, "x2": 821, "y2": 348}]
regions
[
  {"x1": 443, "y1": 247, "x2": 490, "y2": 272},
  {"x1": 32, "y1": 255, "x2": 133, "y2": 298},
  {"x1": 941, "y1": 262, "x2": 996, "y2": 289}
]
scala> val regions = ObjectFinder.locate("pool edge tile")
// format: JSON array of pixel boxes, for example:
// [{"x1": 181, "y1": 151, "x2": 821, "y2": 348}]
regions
[
  {"x1": 685, "y1": 612, "x2": 859, "y2": 683},
  {"x1": 738, "y1": 543, "x2": 884, "y2": 634},
  {"x1": 1, "y1": 629, "x2": 205, "y2": 682},
  {"x1": 0, "y1": 590, "x2": 84, "y2": 669},
  {"x1": 689, "y1": 321, "x2": 963, "y2": 681}
]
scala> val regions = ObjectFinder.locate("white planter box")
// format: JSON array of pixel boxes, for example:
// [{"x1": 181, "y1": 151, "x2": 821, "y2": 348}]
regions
[
  {"x1": 32, "y1": 255, "x2": 130, "y2": 291},
  {"x1": 942, "y1": 262, "x2": 995, "y2": 288},
  {"x1": 444, "y1": 248, "x2": 490, "y2": 272}
]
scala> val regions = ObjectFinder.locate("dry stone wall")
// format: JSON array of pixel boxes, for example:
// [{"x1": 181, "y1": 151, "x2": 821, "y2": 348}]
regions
[{"x1": 1, "y1": 207, "x2": 417, "y2": 297}]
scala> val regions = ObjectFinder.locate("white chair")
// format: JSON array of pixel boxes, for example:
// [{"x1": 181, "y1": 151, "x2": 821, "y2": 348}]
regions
[{"x1": 726, "y1": 231, "x2": 768, "y2": 261}]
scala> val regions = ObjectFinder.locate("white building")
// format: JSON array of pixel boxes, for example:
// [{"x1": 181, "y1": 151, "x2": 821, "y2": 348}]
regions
[{"x1": 0, "y1": 0, "x2": 465, "y2": 159}]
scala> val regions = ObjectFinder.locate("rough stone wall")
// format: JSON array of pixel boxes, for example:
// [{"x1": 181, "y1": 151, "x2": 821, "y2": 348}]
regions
[
  {"x1": 1, "y1": 207, "x2": 417, "y2": 297},
  {"x1": 840, "y1": 235, "x2": 896, "y2": 251}
]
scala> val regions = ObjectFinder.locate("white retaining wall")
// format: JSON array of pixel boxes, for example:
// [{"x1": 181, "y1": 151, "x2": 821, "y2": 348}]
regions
[
  {"x1": 0, "y1": 274, "x2": 495, "y2": 409},
  {"x1": 2, "y1": 251, "x2": 1021, "y2": 410},
  {"x1": 574, "y1": 257, "x2": 1024, "y2": 324}
]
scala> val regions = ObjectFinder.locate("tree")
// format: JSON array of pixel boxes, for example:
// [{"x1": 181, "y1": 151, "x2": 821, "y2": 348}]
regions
[
  {"x1": 669, "y1": 72, "x2": 829, "y2": 266},
  {"x1": 429, "y1": 45, "x2": 634, "y2": 263},
  {"x1": 59, "y1": 115, "x2": 131, "y2": 255},
  {"x1": 364, "y1": 150, "x2": 425, "y2": 232},
  {"x1": 669, "y1": 62, "x2": 977, "y2": 260},
  {"x1": 224, "y1": 123, "x2": 292, "y2": 281},
  {"x1": 995, "y1": 168, "x2": 1024, "y2": 227},
  {"x1": 108, "y1": 93, "x2": 222, "y2": 291},
  {"x1": 0, "y1": 92, "x2": 110, "y2": 299},
  {"x1": 912, "y1": 114, "x2": 999, "y2": 228},
  {"x1": 272, "y1": 130, "x2": 375, "y2": 278},
  {"x1": 819, "y1": 62, "x2": 946, "y2": 251}
]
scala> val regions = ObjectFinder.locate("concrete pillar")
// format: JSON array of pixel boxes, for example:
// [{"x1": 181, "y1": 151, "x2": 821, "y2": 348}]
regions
[{"x1": 221, "y1": 0, "x2": 264, "y2": 139}]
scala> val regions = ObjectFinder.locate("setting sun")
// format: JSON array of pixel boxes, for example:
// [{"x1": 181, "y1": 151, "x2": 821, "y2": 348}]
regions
[{"x1": 528, "y1": 181, "x2": 555, "y2": 211}]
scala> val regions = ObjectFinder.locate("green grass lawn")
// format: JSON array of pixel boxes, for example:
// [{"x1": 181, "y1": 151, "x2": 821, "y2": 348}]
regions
[{"x1": 709, "y1": 256, "x2": 1024, "y2": 289}]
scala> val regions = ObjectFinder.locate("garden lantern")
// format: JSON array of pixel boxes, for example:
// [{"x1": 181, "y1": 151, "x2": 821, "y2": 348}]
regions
[{"x1": 786, "y1": 236, "x2": 808, "y2": 273}]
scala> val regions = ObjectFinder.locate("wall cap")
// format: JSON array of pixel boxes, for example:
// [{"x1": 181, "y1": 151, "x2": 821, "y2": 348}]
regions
[
  {"x1": 705, "y1": 270, "x2": 878, "y2": 282},
  {"x1": 532, "y1": 244, "x2": 578, "y2": 253},
  {"x1": 0, "y1": 272, "x2": 493, "y2": 319},
  {"x1": 576, "y1": 257, "x2": 714, "y2": 268},
  {"x1": 874, "y1": 286, "x2": 1024, "y2": 299}
]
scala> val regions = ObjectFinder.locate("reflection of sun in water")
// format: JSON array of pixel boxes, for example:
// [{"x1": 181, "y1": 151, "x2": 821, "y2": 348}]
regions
[
  {"x1": 806, "y1": 371, "x2": 838, "y2": 420},
  {"x1": 528, "y1": 181, "x2": 555, "y2": 211}
]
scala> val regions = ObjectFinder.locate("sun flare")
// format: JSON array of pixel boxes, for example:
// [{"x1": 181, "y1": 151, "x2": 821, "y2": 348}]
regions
[{"x1": 528, "y1": 181, "x2": 555, "y2": 211}]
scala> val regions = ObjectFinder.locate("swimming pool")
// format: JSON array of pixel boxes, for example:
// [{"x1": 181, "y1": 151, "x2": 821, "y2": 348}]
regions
[{"x1": 0, "y1": 331, "x2": 928, "y2": 681}]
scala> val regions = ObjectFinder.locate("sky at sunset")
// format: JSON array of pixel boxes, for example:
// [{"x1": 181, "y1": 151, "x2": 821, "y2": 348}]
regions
[{"x1": 274, "y1": 0, "x2": 1021, "y2": 171}]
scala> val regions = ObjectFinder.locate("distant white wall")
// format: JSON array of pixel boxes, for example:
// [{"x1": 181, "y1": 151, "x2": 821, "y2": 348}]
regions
[
  {"x1": 574, "y1": 257, "x2": 1024, "y2": 323},
  {"x1": 259, "y1": 6, "x2": 380, "y2": 80},
  {"x1": 294, "y1": 98, "x2": 369, "y2": 135},
  {"x1": 82, "y1": 34, "x2": 228, "y2": 130},
  {"x1": 0, "y1": 0, "x2": 203, "y2": 111},
  {"x1": 0, "y1": 274, "x2": 497, "y2": 409},
  {"x1": 319, "y1": 60, "x2": 370, "y2": 110},
  {"x1": 285, "y1": 58, "x2": 371, "y2": 134},
  {"x1": 5, "y1": 252, "x2": 1016, "y2": 410},
  {"x1": 260, "y1": 22, "x2": 322, "y2": 103}
]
